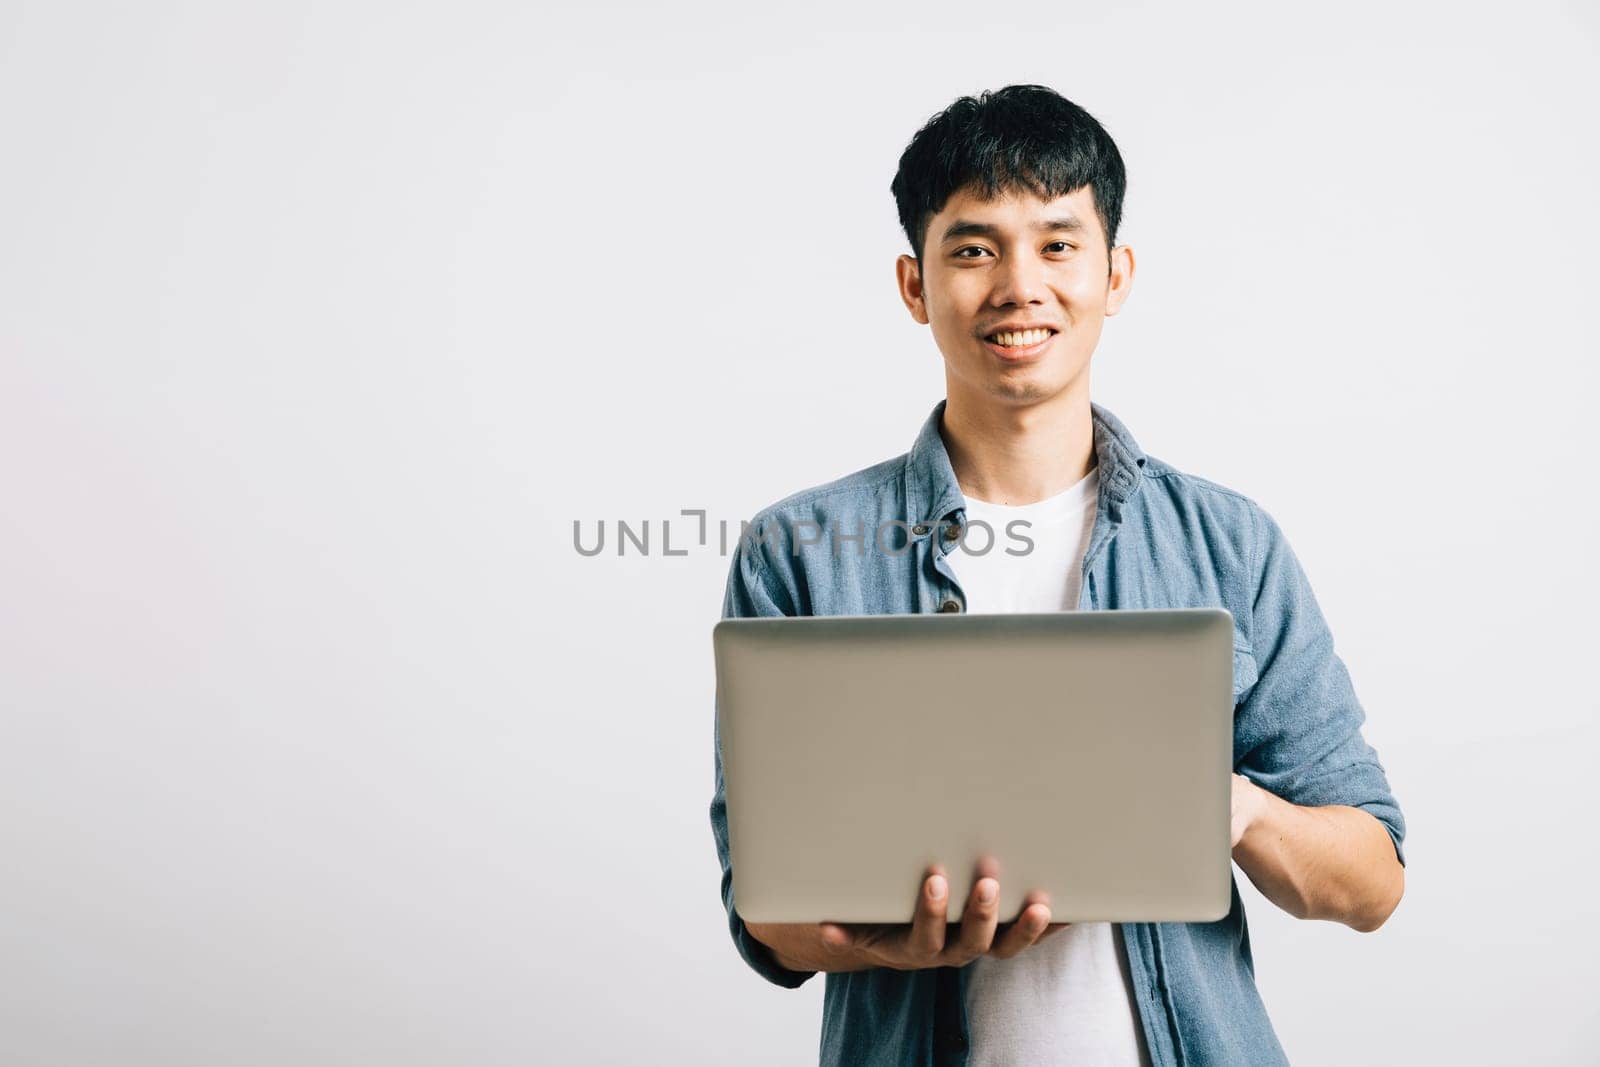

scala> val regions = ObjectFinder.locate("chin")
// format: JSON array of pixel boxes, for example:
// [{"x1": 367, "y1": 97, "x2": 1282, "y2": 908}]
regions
[{"x1": 986, "y1": 378, "x2": 1056, "y2": 404}]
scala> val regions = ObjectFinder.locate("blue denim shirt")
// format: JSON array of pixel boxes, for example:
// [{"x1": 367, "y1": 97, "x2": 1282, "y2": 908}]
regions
[{"x1": 710, "y1": 399, "x2": 1406, "y2": 1066}]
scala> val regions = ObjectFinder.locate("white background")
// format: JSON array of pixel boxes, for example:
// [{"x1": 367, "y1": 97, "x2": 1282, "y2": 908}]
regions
[{"x1": 2, "y1": 1, "x2": 1597, "y2": 1063}]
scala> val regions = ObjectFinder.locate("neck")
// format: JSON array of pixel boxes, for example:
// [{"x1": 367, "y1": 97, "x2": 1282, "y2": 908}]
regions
[{"x1": 940, "y1": 386, "x2": 1096, "y2": 506}]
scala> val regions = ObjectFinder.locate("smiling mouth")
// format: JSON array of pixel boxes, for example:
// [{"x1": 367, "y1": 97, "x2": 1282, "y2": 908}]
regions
[{"x1": 983, "y1": 327, "x2": 1057, "y2": 355}]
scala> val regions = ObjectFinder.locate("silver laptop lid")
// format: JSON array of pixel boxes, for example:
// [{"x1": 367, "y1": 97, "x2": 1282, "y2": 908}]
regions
[{"x1": 713, "y1": 609, "x2": 1234, "y2": 924}]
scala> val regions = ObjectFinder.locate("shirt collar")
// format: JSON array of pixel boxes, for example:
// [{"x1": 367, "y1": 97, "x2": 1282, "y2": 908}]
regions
[{"x1": 904, "y1": 397, "x2": 1149, "y2": 524}]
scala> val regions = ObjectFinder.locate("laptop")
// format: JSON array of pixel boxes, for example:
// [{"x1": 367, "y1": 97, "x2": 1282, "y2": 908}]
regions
[{"x1": 713, "y1": 608, "x2": 1234, "y2": 924}]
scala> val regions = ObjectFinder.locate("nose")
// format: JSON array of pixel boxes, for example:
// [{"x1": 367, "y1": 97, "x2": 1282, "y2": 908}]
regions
[{"x1": 988, "y1": 249, "x2": 1047, "y2": 308}]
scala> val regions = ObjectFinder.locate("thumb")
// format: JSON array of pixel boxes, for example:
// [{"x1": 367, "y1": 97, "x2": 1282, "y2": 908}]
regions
[{"x1": 819, "y1": 923, "x2": 853, "y2": 949}]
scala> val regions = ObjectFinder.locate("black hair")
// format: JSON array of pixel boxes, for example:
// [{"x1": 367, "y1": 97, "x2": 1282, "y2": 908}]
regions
[{"x1": 890, "y1": 85, "x2": 1126, "y2": 271}]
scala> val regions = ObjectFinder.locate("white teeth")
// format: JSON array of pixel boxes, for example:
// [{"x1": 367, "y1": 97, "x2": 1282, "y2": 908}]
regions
[{"x1": 989, "y1": 328, "x2": 1052, "y2": 347}]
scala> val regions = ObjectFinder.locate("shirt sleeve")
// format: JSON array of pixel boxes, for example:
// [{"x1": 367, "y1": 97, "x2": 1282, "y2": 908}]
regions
[
  {"x1": 1234, "y1": 505, "x2": 1407, "y2": 867},
  {"x1": 709, "y1": 533, "x2": 818, "y2": 987}
]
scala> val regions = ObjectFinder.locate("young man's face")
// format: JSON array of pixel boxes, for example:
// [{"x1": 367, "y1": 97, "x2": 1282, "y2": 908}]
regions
[{"x1": 896, "y1": 184, "x2": 1134, "y2": 412}]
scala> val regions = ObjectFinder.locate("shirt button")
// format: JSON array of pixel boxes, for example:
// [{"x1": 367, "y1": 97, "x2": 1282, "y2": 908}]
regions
[
  {"x1": 938, "y1": 599, "x2": 962, "y2": 613},
  {"x1": 912, "y1": 524, "x2": 930, "y2": 536},
  {"x1": 943, "y1": 524, "x2": 961, "y2": 541}
]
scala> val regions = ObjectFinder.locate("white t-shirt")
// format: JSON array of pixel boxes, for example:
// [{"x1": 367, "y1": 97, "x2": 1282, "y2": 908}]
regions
[{"x1": 943, "y1": 465, "x2": 1152, "y2": 1067}]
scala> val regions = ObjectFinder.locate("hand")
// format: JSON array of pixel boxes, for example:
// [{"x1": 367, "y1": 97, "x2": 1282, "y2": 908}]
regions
[
  {"x1": 819, "y1": 859, "x2": 1068, "y2": 970},
  {"x1": 1231, "y1": 772, "x2": 1269, "y2": 848}
]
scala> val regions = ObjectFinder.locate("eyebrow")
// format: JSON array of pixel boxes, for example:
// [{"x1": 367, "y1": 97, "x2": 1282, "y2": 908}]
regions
[{"x1": 938, "y1": 216, "x2": 1086, "y2": 244}]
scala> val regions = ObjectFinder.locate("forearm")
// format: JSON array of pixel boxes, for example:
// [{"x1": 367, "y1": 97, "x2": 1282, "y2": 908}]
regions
[
  {"x1": 1232, "y1": 779, "x2": 1405, "y2": 932},
  {"x1": 745, "y1": 921, "x2": 872, "y2": 974}
]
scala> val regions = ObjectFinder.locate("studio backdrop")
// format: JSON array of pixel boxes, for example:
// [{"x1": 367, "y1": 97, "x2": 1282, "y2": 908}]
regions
[{"x1": 2, "y1": 2, "x2": 1596, "y2": 1064}]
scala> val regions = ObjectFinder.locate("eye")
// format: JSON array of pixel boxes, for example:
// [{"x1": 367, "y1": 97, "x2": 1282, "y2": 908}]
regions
[
  {"x1": 953, "y1": 246, "x2": 992, "y2": 259},
  {"x1": 1045, "y1": 241, "x2": 1075, "y2": 253}
]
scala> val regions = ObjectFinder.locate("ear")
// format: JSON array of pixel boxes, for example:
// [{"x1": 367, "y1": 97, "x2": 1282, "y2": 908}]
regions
[
  {"x1": 896, "y1": 254, "x2": 930, "y2": 325},
  {"x1": 1104, "y1": 244, "x2": 1135, "y2": 317}
]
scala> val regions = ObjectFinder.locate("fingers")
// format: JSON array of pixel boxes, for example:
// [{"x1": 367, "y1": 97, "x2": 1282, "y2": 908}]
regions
[
  {"x1": 864, "y1": 860, "x2": 1076, "y2": 970},
  {"x1": 949, "y1": 873, "x2": 1000, "y2": 962},
  {"x1": 906, "y1": 867, "x2": 949, "y2": 961},
  {"x1": 988, "y1": 899, "x2": 1052, "y2": 959}
]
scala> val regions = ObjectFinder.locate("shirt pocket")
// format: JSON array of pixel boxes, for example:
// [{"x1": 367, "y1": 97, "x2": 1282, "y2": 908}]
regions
[{"x1": 1231, "y1": 638, "x2": 1259, "y2": 702}]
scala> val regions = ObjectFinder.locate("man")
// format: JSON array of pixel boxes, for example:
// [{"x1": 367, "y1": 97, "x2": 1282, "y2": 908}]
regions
[{"x1": 709, "y1": 85, "x2": 1406, "y2": 1066}]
